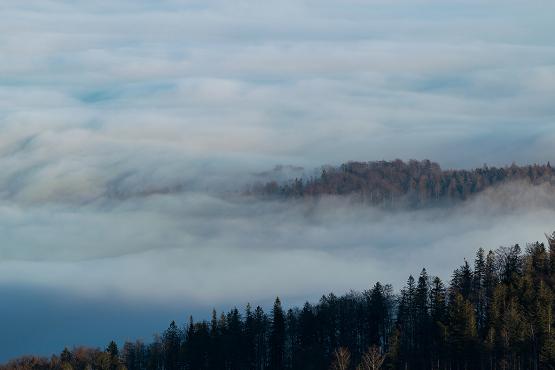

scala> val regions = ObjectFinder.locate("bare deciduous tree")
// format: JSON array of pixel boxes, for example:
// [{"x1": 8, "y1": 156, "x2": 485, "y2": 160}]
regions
[
  {"x1": 330, "y1": 347, "x2": 351, "y2": 370},
  {"x1": 357, "y1": 346, "x2": 385, "y2": 370}
]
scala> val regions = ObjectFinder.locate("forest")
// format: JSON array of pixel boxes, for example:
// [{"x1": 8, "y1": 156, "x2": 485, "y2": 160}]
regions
[
  {"x1": 4, "y1": 233, "x2": 555, "y2": 370},
  {"x1": 251, "y1": 160, "x2": 555, "y2": 207}
]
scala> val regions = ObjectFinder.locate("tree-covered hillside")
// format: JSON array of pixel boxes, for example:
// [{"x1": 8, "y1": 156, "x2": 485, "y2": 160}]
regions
[
  {"x1": 252, "y1": 160, "x2": 555, "y2": 207},
  {"x1": 4, "y1": 233, "x2": 555, "y2": 370}
]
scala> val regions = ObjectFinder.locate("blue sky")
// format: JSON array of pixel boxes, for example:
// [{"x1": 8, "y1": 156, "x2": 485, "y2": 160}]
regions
[{"x1": 1, "y1": 0, "x2": 555, "y2": 361}]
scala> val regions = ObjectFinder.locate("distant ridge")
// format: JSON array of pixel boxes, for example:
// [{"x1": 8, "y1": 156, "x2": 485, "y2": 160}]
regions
[{"x1": 250, "y1": 160, "x2": 555, "y2": 206}]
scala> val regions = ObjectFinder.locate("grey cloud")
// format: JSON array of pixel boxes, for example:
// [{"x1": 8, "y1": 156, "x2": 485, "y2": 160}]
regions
[
  {"x1": 2, "y1": 183, "x2": 555, "y2": 298},
  {"x1": 1, "y1": 182, "x2": 555, "y2": 360},
  {"x1": 1, "y1": 0, "x2": 555, "y2": 361}
]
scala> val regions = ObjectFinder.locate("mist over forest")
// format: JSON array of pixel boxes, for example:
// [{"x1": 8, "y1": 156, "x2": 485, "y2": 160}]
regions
[
  {"x1": 4, "y1": 185, "x2": 555, "y2": 369},
  {"x1": 3, "y1": 158, "x2": 555, "y2": 364},
  {"x1": 2, "y1": 0, "x2": 555, "y2": 367}
]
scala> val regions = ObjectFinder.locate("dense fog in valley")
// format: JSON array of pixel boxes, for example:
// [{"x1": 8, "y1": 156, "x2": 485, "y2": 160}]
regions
[
  {"x1": 3, "y1": 163, "x2": 555, "y2": 359},
  {"x1": 1, "y1": 0, "x2": 555, "y2": 363}
]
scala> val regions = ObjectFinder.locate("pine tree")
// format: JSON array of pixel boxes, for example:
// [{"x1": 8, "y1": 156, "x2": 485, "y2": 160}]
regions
[
  {"x1": 458, "y1": 260, "x2": 473, "y2": 300},
  {"x1": 285, "y1": 308, "x2": 298, "y2": 370},
  {"x1": 498, "y1": 244, "x2": 522, "y2": 284},
  {"x1": 548, "y1": 232, "x2": 555, "y2": 277},
  {"x1": 243, "y1": 304, "x2": 256, "y2": 370},
  {"x1": 317, "y1": 293, "x2": 339, "y2": 359},
  {"x1": 483, "y1": 250, "x2": 497, "y2": 338},
  {"x1": 269, "y1": 297, "x2": 286, "y2": 370},
  {"x1": 448, "y1": 293, "x2": 478, "y2": 369},
  {"x1": 502, "y1": 298, "x2": 528, "y2": 369},
  {"x1": 225, "y1": 308, "x2": 242, "y2": 369},
  {"x1": 253, "y1": 306, "x2": 268, "y2": 370},
  {"x1": 414, "y1": 269, "x2": 431, "y2": 369},
  {"x1": 396, "y1": 275, "x2": 416, "y2": 368},
  {"x1": 162, "y1": 321, "x2": 181, "y2": 370},
  {"x1": 297, "y1": 302, "x2": 317, "y2": 370},
  {"x1": 537, "y1": 281, "x2": 555, "y2": 369},
  {"x1": 368, "y1": 282, "x2": 387, "y2": 348},
  {"x1": 106, "y1": 341, "x2": 119, "y2": 370},
  {"x1": 429, "y1": 276, "x2": 447, "y2": 370},
  {"x1": 473, "y1": 248, "x2": 486, "y2": 336}
]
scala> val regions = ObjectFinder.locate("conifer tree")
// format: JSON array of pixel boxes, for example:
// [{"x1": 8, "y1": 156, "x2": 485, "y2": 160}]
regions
[
  {"x1": 297, "y1": 302, "x2": 317, "y2": 370},
  {"x1": 269, "y1": 298, "x2": 286, "y2": 370},
  {"x1": 162, "y1": 321, "x2": 181, "y2": 370},
  {"x1": 448, "y1": 293, "x2": 478, "y2": 369},
  {"x1": 106, "y1": 341, "x2": 119, "y2": 370},
  {"x1": 473, "y1": 248, "x2": 487, "y2": 336},
  {"x1": 368, "y1": 282, "x2": 388, "y2": 348},
  {"x1": 243, "y1": 304, "x2": 256, "y2": 370},
  {"x1": 414, "y1": 269, "x2": 431, "y2": 369},
  {"x1": 253, "y1": 306, "x2": 268, "y2": 370},
  {"x1": 429, "y1": 276, "x2": 447, "y2": 369}
]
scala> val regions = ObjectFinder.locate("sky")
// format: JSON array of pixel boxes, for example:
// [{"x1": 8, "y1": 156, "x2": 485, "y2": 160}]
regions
[{"x1": 1, "y1": 0, "x2": 555, "y2": 361}]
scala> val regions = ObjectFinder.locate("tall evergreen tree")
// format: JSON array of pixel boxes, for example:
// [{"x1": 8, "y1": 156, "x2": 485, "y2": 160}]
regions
[
  {"x1": 429, "y1": 276, "x2": 447, "y2": 369},
  {"x1": 448, "y1": 293, "x2": 478, "y2": 369},
  {"x1": 253, "y1": 306, "x2": 268, "y2": 370},
  {"x1": 162, "y1": 321, "x2": 181, "y2": 370},
  {"x1": 106, "y1": 341, "x2": 120, "y2": 370},
  {"x1": 269, "y1": 297, "x2": 286, "y2": 370},
  {"x1": 414, "y1": 269, "x2": 431, "y2": 369},
  {"x1": 473, "y1": 248, "x2": 487, "y2": 336},
  {"x1": 243, "y1": 304, "x2": 256, "y2": 370},
  {"x1": 297, "y1": 302, "x2": 318, "y2": 370}
]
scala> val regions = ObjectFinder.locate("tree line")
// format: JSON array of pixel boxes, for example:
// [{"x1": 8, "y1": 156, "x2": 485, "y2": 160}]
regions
[
  {"x1": 251, "y1": 160, "x2": 555, "y2": 207},
  {"x1": 4, "y1": 233, "x2": 555, "y2": 370}
]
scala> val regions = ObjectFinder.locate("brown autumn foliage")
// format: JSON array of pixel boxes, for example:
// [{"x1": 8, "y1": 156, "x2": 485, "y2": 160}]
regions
[{"x1": 253, "y1": 159, "x2": 555, "y2": 207}]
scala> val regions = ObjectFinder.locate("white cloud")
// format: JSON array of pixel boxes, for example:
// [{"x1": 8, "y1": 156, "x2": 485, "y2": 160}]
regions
[{"x1": 1, "y1": 0, "x2": 555, "y2": 359}]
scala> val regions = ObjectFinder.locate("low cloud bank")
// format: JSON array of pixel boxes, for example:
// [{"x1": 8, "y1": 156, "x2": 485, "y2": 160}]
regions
[
  {"x1": 1, "y1": 0, "x2": 555, "y2": 361},
  {"x1": 2, "y1": 180, "x2": 555, "y2": 361},
  {"x1": 2, "y1": 181, "x2": 554, "y2": 306}
]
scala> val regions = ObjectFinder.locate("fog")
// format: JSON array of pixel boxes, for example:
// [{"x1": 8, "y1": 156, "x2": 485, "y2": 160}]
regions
[
  {"x1": 1, "y1": 0, "x2": 555, "y2": 362},
  {"x1": 3, "y1": 182, "x2": 555, "y2": 303},
  {"x1": 2, "y1": 181, "x2": 555, "y2": 360}
]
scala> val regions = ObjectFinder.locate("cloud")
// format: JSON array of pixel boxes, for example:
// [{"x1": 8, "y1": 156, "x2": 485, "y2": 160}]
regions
[
  {"x1": 2, "y1": 181, "x2": 555, "y2": 360},
  {"x1": 1, "y1": 1, "x2": 555, "y2": 168},
  {"x1": 2, "y1": 183, "x2": 555, "y2": 301},
  {"x1": 1, "y1": 0, "x2": 555, "y2": 361}
]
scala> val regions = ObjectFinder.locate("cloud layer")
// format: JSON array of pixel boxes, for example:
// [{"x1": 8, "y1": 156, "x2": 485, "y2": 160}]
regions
[{"x1": 1, "y1": 0, "x2": 555, "y2": 361}]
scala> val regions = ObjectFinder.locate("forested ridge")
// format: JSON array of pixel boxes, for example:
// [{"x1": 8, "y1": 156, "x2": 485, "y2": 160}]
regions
[
  {"x1": 5, "y1": 233, "x2": 555, "y2": 370},
  {"x1": 251, "y1": 160, "x2": 555, "y2": 207}
]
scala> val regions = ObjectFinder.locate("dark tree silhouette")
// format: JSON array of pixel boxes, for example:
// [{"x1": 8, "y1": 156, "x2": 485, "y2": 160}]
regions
[
  {"x1": 4, "y1": 233, "x2": 555, "y2": 370},
  {"x1": 269, "y1": 298, "x2": 286, "y2": 370}
]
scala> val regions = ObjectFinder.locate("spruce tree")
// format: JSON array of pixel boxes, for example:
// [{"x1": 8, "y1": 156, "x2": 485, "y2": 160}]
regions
[
  {"x1": 429, "y1": 276, "x2": 447, "y2": 369},
  {"x1": 473, "y1": 248, "x2": 486, "y2": 336},
  {"x1": 448, "y1": 293, "x2": 478, "y2": 369},
  {"x1": 269, "y1": 297, "x2": 286, "y2": 370},
  {"x1": 106, "y1": 341, "x2": 119, "y2": 370},
  {"x1": 243, "y1": 304, "x2": 256, "y2": 370},
  {"x1": 414, "y1": 269, "x2": 431, "y2": 369},
  {"x1": 162, "y1": 321, "x2": 181, "y2": 370},
  {"x1": 253, "y1": 306, "x2": 268, "y2": 370}
]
